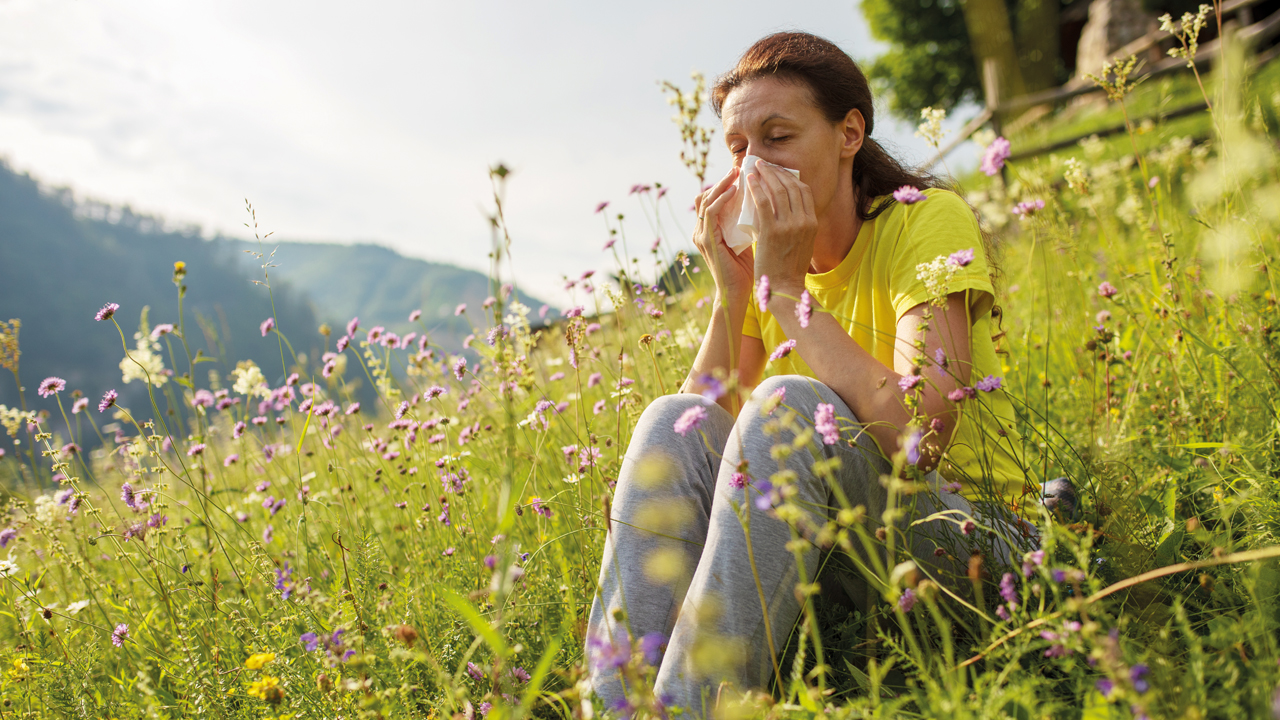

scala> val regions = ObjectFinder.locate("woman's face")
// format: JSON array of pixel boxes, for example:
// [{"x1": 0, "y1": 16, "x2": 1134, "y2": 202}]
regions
[{"x1": 721, "y1": 76, "x2": 863, "y2": 219}]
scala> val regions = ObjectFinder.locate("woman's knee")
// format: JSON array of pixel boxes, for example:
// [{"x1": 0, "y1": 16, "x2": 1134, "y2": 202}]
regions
[{"x1": 745, "y1": 375, "x2": 839, "y2": 417}]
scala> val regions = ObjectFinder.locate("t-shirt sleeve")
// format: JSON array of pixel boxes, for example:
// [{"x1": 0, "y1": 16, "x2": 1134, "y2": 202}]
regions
[
  {"x1": 742, "y1": 297, "x2": 763, "y2": 339},
  {"x1": 889, "y1": 190, "x2": 996, "y2": 321}
]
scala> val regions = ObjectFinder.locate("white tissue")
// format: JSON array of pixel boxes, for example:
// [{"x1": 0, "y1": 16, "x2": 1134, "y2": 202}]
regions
[{"x1": 724, "y1": 154, "x2": 801, "y2": 255}]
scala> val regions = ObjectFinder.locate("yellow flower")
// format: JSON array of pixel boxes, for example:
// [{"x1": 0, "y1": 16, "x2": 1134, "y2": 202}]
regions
[
  {"x1": 248, "y1": 675, "x2": 284, "y2": 704},
  {"x1": 245, "y1": 652, "x2": 276, "y2": 670},
  {"x1": 8, "y1": 657, "x2": 28, "y2": 678}
]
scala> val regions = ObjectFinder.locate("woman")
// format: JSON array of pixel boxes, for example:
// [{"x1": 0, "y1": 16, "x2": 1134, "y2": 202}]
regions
[{"x1": 586, "y1": 32, "x2": 1032, "y2": 715}]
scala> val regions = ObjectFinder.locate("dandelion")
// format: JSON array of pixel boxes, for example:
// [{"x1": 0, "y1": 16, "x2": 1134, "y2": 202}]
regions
[
  {"x1": 95, "y1": 303, "x2": 119, "y2": 322},
  {"x1": 259, "y1": 317, "x2": 275, "y2": 337},
  {"x1": 770, "y1": 339, "x2": 796, "y2": 361},
  {"x1": 756, "y1": 275, "x2": 771, "y2": 312},
  {"x1": 795, "y1": 290, "x2": 813, "y2": 328},
  {"x1": 111, "y1": 623, "x2": 128, "y2": 647},
  {"x1": 814, "y1": 403, "x2": 839, "y2": 445},
  {"x1": 673, "y1": 405, "x2": 707, "y2": 436},
  {"x1": 893, "y1": 185, "x2": 928, "y2": 204},
  {"x1": 975, "y1": 375, "x2": 1003, "y2": 392},
  {"x1": 72, "y1": 397, "x2": 89, "y2": 414},
  {"x1": 1098, "y1": 281, "x2": 1119, "y2": 298},
  {"x1": 37, "y1": 377, "x2": 65, "y2": 398},
  {"x1": 980, "y1": 137, "x2": 1011, "y2": 176}
]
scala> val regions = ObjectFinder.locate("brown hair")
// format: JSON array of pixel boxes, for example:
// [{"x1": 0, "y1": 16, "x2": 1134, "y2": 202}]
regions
[{"x1": 710, "y1": 32, "x2": 941, "y2": 222}]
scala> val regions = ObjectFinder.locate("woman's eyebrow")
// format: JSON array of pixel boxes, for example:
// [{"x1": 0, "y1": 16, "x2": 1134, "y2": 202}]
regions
[{"x1": 760, "y1": 114, "x2": 794, "y2": 127}]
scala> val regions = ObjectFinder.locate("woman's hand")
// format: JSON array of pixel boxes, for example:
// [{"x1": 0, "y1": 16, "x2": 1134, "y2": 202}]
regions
[
  {"x1": 747, "y1": 162, "x2": 818, "y2": 296},
  {"x1": 693, "y1": 166, "x2": 755, "y2": 305}
]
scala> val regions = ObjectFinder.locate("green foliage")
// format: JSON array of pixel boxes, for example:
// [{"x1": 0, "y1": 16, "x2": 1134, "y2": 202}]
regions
[{"x1": 862, "y1": 0, "x2": 981, "y2": 118}]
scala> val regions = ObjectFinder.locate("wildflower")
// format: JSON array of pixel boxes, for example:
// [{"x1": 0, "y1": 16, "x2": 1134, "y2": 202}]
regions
[
  {"x1": 1012, "y1": 199, "x2": 1045, "y2": 217},
  {"x1": 942, "y1": 481, "x2": 962, "y2": 493},
  {"x1": 603, "y1": 238, "x2": 616, "y2": 250},
  {"x1": 223, "y1": 454, "x2": 239, "y2": 467},
  {"x1": 587, "y1": 631, "x2": 631, "y2": 672},
  {"x1": 483, "y1": 296, "x2": 496, "y2": 309},
  {"x1": 512, "y1": 666, "x2": 532, "y2": 683},
  {"x1": 898, "y1": 587, "x2": 917, "y2": 613},
  {"x1": 795, "y1": 290, "x2": 813, "y2": 328},
  {"x1": 673, "y1": 405, "x2": 707, "y2": 436},
  {"x1": 61, "y1": 442, "x2": 79, "y2": 456},
  {"x1": 975, "y1": 375, "x2": 1003, "y2": 392},
  {"x1": 150, "y1": 323, "x2": 175, "y2": 341},
  {"x1": 756, "y1": 275, "x2": 771, "y2": 312},
  {"x1": 247, "y1": 675, "x2": 284, "y2": 704},
  {"x1": 904, "y1": 429, "x2": 922, "y2": 464},
  {"x1": 770, "y1": 339, "x2": 796, "y2": 361},
  {"x1": 192, "y1": 389, "x2": 215, "y2": 408},
  {"x1": 595, "y1": 201, "x2": 609, "y2": 213},
  {"x1": 943, "y1": 250, "x2": 974, "y2": 271},
  {"x1": 259, "y1": 317, "x2": 275, "y2": 337},
  {"x1": 729, "y1": 472, "x2": 747, "y2": 489},
  {"x1": 0, "y1": 529, "x2": 16, "y2": 548},
  {"x1": 111, "y1": 623, "x2": 129, "y2": 647},
  {"x1": 408, "y1": 309, "x2": 422, "y2": 323},
  {"x1": 593, "y1": 399, "x2": 607, "y2": 415},
  {"x1": 898, "y1": 374, "x2": 922, "y2": 392},
  {"x1": 37, "y1": 377, "x2": 65, "y2": 398},
  {"x1": 71, "y1": 397, "x2": 89, "y2": 414},
  {"x1": 274, "y1": 562, "x2": 293, "y2": 599},
  {"x1": 814, "y1": 403, "x2": 839, "y2": 445},
  {"x1": 893, "y1": 185, "x2": 928, "y2": 204},
  {"x1": 453, "y1": 357, "x2": 468, "y2": 380},
  {"x1": 947, "y1": 387, "x2": 977, "y2": 402},
  {"x1": 999, "y1": 573, "x2": 1018, "y2": 608},
  {"x1": 301, "y1": 632, "x2": 321, "y2": 652},
  {"x1": 1098, "y1": 281, "x2": 1119, "y2": 298},
  {"x1": 479, "y1": 702, "x2": 493, "y2": 717},
  {"x1": 564, "y1": 306, "x2": 584, "y2": 318},
  {"x1": 245, "y1": 652, "x2": 276, "y2": 670},
  {"x1": 187, "y1": 443, "x2": 206, "y2": 457},
  {"x1": 1023, "y1": 550, "x2": 1045, "y2": 578},
  {"x1": 529, "y1": 496, "x2": 554, "y2": 518},
  {"x1": 980, "y1": 137, "x2": 1011, "y2": 176},
  {"x1": 753, "y1": 479, "x2": 776, "y2": 511},
  {"x1": 587, "y1": 372, "x2": 603, "y2": 388},
  {"x1": 1064, "y1": 158, "x2": 1088, "y2": 193},
  {"x1": 95, "y1": 302, "x2": 119, "y2": 322},
  {"x1": 961, "y1": 520, "x2": 976, "y2": 535},
  {"x1": 1130, "y1": 664, "x2": 1150, "y2": 694},
  {"x1": 915, "y1": 106, "x2": 947, "y2": 147},
  {"x1": 1096, "y1": 678, "x2": 1115, "y2": 698}
]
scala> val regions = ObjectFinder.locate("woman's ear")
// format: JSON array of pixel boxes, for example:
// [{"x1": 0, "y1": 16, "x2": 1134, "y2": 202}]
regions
[{"x1": 841, "y1": 109, "x2": 866, "y2": 159}]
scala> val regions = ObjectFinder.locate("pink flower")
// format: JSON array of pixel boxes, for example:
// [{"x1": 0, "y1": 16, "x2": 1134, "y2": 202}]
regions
[
  {"x1": 260, "y1": 317, "x2": 275, "y2": 336},
  {"x1": 898, "y1": 374, "x2": 922, "y2": 392},
  {"x1": 224, "y1": 454, "x2": 239, "y2": 466},
  {"x1": 756, "y1": 275, "x2": 771, "y2": 312},
  {"x1": 564, "y1": 306, "x2": 584, "y2": 319},
  {"x1": 150, "y1": 324, "x2": 175, "y2": 340},
  {"x1": 795, "y1": 290, "x2": 813, "y2": 329},
  {"x1": 948, "y1": 248, "x2": 975, "y2": 267},
  {"x1": 769, "y1": 339, "x2": 796, "y2": 361},
  {"x1": 111, "y1": 623, "x2": 129, "y2": 647},
  {"x1": 980, "y1": 137, "x2": 1011, "y2": 176},
  {"x1": 187, "y1": 443, "x2": 206, "y2": 457},
  {"x1": 37, "y1": 377, "x2": 66, "y2": 398},
  {"x1": 95, "y1": 302, "x2": 119, "y2": 321},
  {"x1": 346, "y1": 317, "x2": 360, "y2": 336},
  {"x1": 673, "y1": 405, "x2": 708, "y2": 436},
  {"x1": 729, "y1": 472, "x2": 748, "y2": 489},
  {"x1": 975, "y1": 375, "x2": 1003, "y2": 392},
  {"x1": 72, "y1": 397, "x2": 89, "y2": 414},
  {"x1": 595, "y1": 201, "x2": 609, "y2": 213},
  {"x1": 814, "y1": 403, "x2": 839, "y2": 445},
  {"x1": 1012, "y1": 199, "x2": 1045, "y2": 217},
  {"x1": 409, "y1": 309, "x2": 422, "y2": 322},
  {"x1": 1098, "y1": 281, "x2": 1119, "y2": 298},
  {"x1": 452, "y1": 357, "x2": 468, "y2": 380},
  {"x1": 893, "y1": 185, "x2": 928, "y2": 204}
]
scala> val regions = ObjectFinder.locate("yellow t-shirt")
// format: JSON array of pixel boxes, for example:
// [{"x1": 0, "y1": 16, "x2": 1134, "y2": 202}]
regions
[{"x1": 742, "y1": 188, "x2": 1030, "y2": 509}]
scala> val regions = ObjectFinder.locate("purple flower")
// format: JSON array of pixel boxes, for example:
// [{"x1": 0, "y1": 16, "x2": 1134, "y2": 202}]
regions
[
  {"x1": 673, "y1": 405, "x2": 708, "y2": 436},
  {"x1": 898, "y1": 587, "x2": 917, "y2": 613},
  {"x1": 111, "y1": 623, "x2": 129, "y2": 647},
  {"x1": 587, "y1": 631, "x2": 630, "y2": 672},
  {"x1": 697, "y1": 374, "x2": 726, "y2": 403},
  {"x1": 947, "y1": 387, "x2": 977, "y2": 402},
  {"x1": 345, "y1": 402, "x2": 361, "y2": 415},
  {"x1": 904, "y1": 429, "x2": 922, "y2": 464},
  {"x1": 999, "y1": 572, "x2": 1018, "y2": 608},
  {"x1": 1023, "y1": 550, "x2": 1045, "y2": 578},
  {"x1": 1051, "y1": 569, "x2": 1067, "y2": 583},
  {"x1": 1130, "y1": 664, "x2": 1150, "y2": 694},
  {"x1": 0, "y1": 528, "x2": 17, "y2": 548},
  {"x1": 467, "y1": 661, "x2": 486, "y2": 681},
  {"x1": 336, "y1": 335, "x2": 350, "y2": 352},
  {"x1": 564, "y1": 306, "x2": 584, "y2": 319},
  {"x1": 980, "y1": 137, "x2": 1011, "y2": 176},
  {"x1": 274, "y1": 561, "x2": 293, "y2": 599},
  {"x1": 409, "y1": 309, "x2": 422, "y2": 322},
  {"x1": 301, "y1": 632, "x2": 321, "y2": 652},
  {"x1": 512, "y1": 667, "x2": 531, "y2": 683},
  {"x1": 530, "y1": 496, "x2": 553, "y2": 518},
  {"x1": 947, "y1": 248, "x2": 975, "y2": 268},
  {"x1": 1012, "y1": 199, "x2": 1045, "y2": 217},
  {"x1": 753, "y1": 479, "x2": 776, "y2": 511},
  {"x1": 1098, "y1": 281, "x2": 1119, "y2": 298},
  {"x1": 814, "y1": 403, "x2": 839, "y2": 445},
  {"x1": 1096, "y1": 678, "x2": 1115, "y2": 698},
  {"x1": 72, "y1": 397, "x2": 89, "y2": 414},
  {"x1": 224, "y1": 454, "x2": 239, "y2": 467},
  {"x1": 640, "y1": 632, "x2": 667, "y2": 665},
  {"x1": 795, "y1": 290, "x2": 813, "y2": 328},
  {"x1": 483, "y1": 555, "x2": 497, "y2": 569},
  {"x1": 898, "y1": 374, "x2": 922, "y2": 392},
  {"x1": 756, "y1": 275, "x2": 771, "y2": 312},
  {"x1": 453, "y1": 357, "x2": 468, "y2": 381},
  {"x1": 769, "y1": 339, "x2": 796, "y2": 361},
  {"x1": 729, "y1": 472, "x2": 748, "y2": 489},
  {"x1": 187, "y1": 443, "x2": 206, "y2": 457},
  {"x1": 95, "y1": 302, "x2": 119, "y2": 322},
  {"x1": 479, "y1": 702, "x2": 493, "y2": 717},
  {"x1": 259, "y1": 317, "x2": 275, "y2": 337},
  {"x1": 262, "y1": 524, "x2": 274, "y2": 544},
  {"x1": 95, "y1": 389, "x2": 118, "y2": 413},
  {"x1": 975, "y1": 375, "x2": 1003, "y2": 392},
  {"x1": 893, "y1": 185, "x2": 928, "y2": 204},
  {"x1": 345, "y1": 317, "x2": 359, "y2": 336},
  {"x1": 37, "y1": 377, "x2": 66, "y2": 398}
]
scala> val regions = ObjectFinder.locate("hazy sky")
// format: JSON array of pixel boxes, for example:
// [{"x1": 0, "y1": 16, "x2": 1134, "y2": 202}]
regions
[{"x1": 0, "y1": 0, "x2": 980, "y2": 307}]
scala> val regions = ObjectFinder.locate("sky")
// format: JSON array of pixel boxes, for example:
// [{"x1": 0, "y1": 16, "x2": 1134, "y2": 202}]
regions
[{"x1": 0, "y1": 0, "x2": 981, "y2": 308}]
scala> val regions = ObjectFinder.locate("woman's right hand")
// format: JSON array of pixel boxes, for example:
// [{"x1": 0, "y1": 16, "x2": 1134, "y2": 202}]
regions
[{"x1": 693, "y1": 166, "x2": 755, "y2": 306}]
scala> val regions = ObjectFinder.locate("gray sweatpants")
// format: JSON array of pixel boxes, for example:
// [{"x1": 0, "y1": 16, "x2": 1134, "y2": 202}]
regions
[{"x1": 585, "y1": 375, "x2": 1032, "y2": 716}]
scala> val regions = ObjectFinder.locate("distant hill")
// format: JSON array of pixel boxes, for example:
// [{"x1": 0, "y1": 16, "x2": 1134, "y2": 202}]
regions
[
  {"x1": 225, "y1": 240, "x2": 552, "y2": 350},
  {"x1": 0, "y1": 160, "x2": 552, "y2": 448}
]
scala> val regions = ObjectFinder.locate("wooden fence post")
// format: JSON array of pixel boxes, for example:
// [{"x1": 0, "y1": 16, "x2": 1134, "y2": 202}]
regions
[{"x1": 983, "y1": 58, "x2": 1008, "y2": 184}]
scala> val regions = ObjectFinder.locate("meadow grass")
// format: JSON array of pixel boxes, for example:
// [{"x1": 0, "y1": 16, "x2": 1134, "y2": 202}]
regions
[{"x1": 0, "y1": 33, "x2": 1279, "y2": 720}]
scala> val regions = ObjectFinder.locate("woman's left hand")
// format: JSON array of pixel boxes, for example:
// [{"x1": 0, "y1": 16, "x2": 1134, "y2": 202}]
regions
[{"x1": 746, "y1": 161, "x2": 818, "y2": 294}]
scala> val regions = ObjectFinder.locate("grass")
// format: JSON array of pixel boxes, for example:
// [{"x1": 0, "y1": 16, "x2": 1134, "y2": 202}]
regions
[{"x1": 0, "y1": 32, "x2": 1278, "y2": 720}]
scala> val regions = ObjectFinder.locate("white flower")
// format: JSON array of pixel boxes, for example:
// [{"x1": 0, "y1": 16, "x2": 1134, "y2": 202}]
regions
[
  {"x1": 34, "y1": 495, "x2": 62, "y2": 526},
  {"x1": 915, "y1": 107, "x2": 948, "y2": 148},
  {"x1": 121, "y1": 332, "x2": 168, "y2": 387},
  {"x1": 915, "y1": 255, "x2": 960, "y2": 306},
  {"x1": 66, "y1": 599, "x2": 91, "y2": 615},
  {"x1": 1064, "y1": 158, "x2": 1089, "y2": 194},
  {"x1": 0, "y1": 558, "x2": 19, "y2": 578},
  {"x1": 0, "y1": 405, "x2": 37, "y2": 437},
  {"x1": 231, "y1": 360, "x2": 270, "y2": 398}
]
